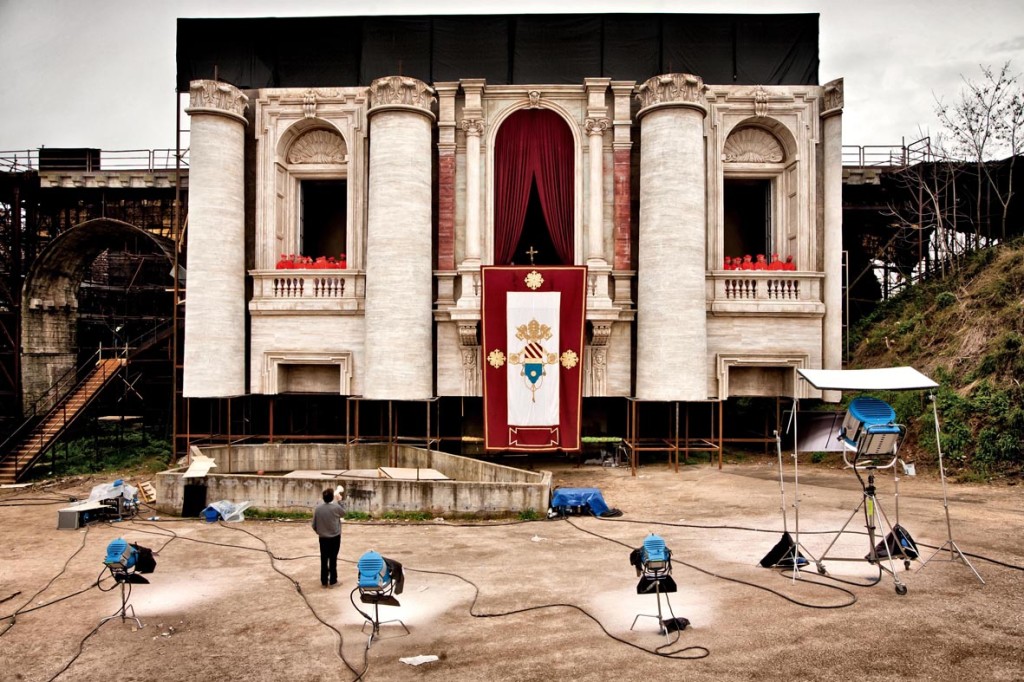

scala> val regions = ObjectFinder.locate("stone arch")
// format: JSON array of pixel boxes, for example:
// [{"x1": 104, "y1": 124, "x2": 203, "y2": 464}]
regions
[
  {"x1": 485, "y1": 99, "x2": 584, "y2": 265},
  {"x1": 275, "y1": 118, "x2": 348, "y2": 164},
  {"x1": 721, "y1": 116, "x2": 798, "y2": 163},
  {"x1": 20, "y1": 218, "x2": 174, "y2": 411}
]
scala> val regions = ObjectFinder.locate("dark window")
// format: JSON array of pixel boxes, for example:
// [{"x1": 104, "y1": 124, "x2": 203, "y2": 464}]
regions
[
  {"x1": 723, "y1": 178, "x2": 771, "y2": 261},
  {"x1": 300, "y1": 180, "x2": 347, "y2": 260}
]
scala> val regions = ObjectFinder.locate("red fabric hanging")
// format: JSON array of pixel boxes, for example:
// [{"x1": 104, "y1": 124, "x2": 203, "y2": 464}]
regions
[{"x1": 493, "y1": 109, "x2": 575, "y2": 265}]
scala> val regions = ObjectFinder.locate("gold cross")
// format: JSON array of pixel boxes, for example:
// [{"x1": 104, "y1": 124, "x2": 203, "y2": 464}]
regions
[{"x1": 526, "y1": 245, "x2": 538, "y2": 264}]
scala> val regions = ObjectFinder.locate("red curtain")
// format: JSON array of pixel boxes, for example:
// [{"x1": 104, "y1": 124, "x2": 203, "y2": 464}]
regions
[{"x1": 494, "y1": 109, "x2": 574, "y2": 265}]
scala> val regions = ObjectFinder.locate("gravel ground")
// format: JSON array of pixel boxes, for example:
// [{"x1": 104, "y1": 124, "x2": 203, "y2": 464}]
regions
[{"x1": 1, "y1": 458, "x2": 1021, "y2": 682}]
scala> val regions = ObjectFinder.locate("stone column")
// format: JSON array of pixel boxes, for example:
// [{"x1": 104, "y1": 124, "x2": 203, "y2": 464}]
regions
[
  {"x1": 363, "y1": 76, "x2": 436, "y2": 400},
  {"x1": 461, "y1": 118, "x2": 484, "y2": 263},
  {"x1": 821, "y1": 78, "x2": 844, "y2": 402},
  {"x1": 183, "y1": 80, "x2": 248, "y2": 397},
  {"x1": 585, "y1": 117, "x2": 609, "y2": 262},
  {"x1": 635, "y1": 74, "x2": 708, "y2": 401}
]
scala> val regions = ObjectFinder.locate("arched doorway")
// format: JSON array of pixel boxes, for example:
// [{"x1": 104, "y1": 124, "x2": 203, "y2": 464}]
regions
[
  {"x1": 20, "y1": 218, "x2": 175, "y2": 412},
  {"x1": 493, "y1": 109, "x2": 575, "y2": 265}
]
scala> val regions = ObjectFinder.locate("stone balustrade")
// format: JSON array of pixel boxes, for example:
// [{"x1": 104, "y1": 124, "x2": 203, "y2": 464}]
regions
[
  {"x1": 707, "y1": 271, "x2": 824, "y2": 316},
  {"x1": 249, "y1": 269, "x2": 365, "y2": 314}
]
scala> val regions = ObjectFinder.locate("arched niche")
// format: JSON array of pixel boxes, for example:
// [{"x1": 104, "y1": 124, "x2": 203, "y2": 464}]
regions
[
  {"x1": 719, "y1": 117, "x2": 803, "y2": 268},
  {"x1": 273, "y1": 120, "x2": 351, "y2": 266},
  {"x1": 486, "y1": 100, "x2": 584, "y2": 265}
]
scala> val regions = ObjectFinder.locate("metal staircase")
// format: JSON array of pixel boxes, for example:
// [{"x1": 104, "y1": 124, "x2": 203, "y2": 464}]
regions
[
  {"x1": 0, "y1": 356, "x2": 124, "y2": 483},
  {"x1": 0, "y1": 318, "x2": 176, "y2": 484}
]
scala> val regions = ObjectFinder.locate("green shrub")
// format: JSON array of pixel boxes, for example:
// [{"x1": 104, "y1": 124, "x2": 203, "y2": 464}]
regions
[{"x1": 935, "y1": 291, "x2": 957, "y2": 309}]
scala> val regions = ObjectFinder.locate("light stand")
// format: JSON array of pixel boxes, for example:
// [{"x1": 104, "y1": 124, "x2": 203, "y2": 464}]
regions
[
  {"x1": 815, "y1": 425, "x2": 911, "y2": 595},
  {"x1": 100, "y1": 572, "x2": 144, "y2": 629},
  {"x1": 759, "y1": 408, "x2": 816, "y2": 570},
  {"x1": 100, "y1": 539, "x2": 148, "y2": 628},
  {"x1": 630, "y1": 534, "x2": 685, "y2": 637},
  {"x1": 354, "y1": 551, "x2": 409, "y2": 648},
  {"x1": 917, "y1": 394, "x2": 984, "y2": 583}
]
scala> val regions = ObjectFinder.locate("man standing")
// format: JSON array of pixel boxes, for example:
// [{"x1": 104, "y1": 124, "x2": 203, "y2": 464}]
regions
[{"x1": 312, "y1": 486, "x2": 346, "y2": 587}]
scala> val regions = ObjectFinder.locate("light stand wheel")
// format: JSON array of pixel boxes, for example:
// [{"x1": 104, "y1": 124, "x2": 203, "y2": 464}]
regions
[
  {"x1": 895, "y1": 583, "x2": 907, "y2": 596},
  {"x1": 816, "y1": 563, "x2": 826, "y2": 575}
]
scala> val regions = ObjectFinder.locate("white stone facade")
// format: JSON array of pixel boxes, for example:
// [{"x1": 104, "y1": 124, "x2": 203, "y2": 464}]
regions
[{"x1": 183, "y1": 72, "x2": 843, "y2": 402}]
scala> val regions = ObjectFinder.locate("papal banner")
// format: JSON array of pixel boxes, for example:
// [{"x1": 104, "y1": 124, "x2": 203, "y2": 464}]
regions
[{"x1": 481, "y1": 266, "x2": 586, "y2": 451}]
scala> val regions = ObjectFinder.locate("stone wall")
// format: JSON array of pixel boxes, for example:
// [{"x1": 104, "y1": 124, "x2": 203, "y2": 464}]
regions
[{"x1": 154, "y1": 443, "x2": 551, "y2": 515}]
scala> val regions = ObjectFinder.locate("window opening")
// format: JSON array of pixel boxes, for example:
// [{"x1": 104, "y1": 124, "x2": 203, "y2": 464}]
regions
[
  {"x1": 299, "y1": 179, "x2": 347, "y2": 260},
  {"x1": 724, "y1": 178, "x2": 772, "y2": 262}
]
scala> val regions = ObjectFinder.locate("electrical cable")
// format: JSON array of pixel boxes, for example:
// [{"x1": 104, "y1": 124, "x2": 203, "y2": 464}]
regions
[
  {"x1": 0, "y1": 526, "x2": 91, "y2": 636},
  {"x1": 562, "y1": 513, "x2": 1024, "y2": 572},
  {"x1": 564, "y1": 517, "x2": 861, "y2": 609},
  {"x1": 215, "y1": 522, "x2": 366, "y2": 680},
  {"x1": 45, "y1": 618, "x2": 109, "y2": 682},
  {"x1": 403, "y1": 562, "x2": 710, "y2": 660}
]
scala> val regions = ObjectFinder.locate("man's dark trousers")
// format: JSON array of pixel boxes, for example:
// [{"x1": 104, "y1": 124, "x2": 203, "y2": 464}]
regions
[{"x1": 319, "y1": 535, "x2": 341, "y2": 585}]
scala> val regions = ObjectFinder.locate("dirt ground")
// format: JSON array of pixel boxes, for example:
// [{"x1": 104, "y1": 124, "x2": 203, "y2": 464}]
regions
[{"x1": 1, "y1": 458, "x2": 1022, "y2": 682}]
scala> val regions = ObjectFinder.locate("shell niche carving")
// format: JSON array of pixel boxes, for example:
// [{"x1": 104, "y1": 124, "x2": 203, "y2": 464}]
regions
[
  {"x1": 723, "y1": 127, "x2": 784, "y2": 163},
  {"x1": 288, "y1": 129, "x2": 347, "y2": 164}
]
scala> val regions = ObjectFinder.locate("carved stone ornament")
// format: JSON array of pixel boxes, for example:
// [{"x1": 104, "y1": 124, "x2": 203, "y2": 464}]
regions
[
  {"x1": 368, "y1": 76, "x2": 435, "y2": 113},
  {"x1": 457, "y1": 321, "x2": 479, "y2": 348},
  {"x1": 723, "y1": 127, "x2": 784, "y2": 163},
  {"x1": 528, "y1": 90, "x2": 542, "y2": 108},
  {"x1": 460, "y1": 119, "x2": 484, "y2": 136},
  {"x1": 589, "y1": 321, "x2": 613, "y2": 346},
  {"x1": 188, "y1": 80, "x2": 248, "y2": 120},
  {"x1": 752, "y1": 86, "x2": 770, "y2": 118},
  {"x1": 635, "y1": 73, "x2": 706, "y2": 111},
  {"x1": 287, "y1": 129, "x2": 347, "y2": 164},
  {"x1": 823, "y1": 78, "x2": 844, "y2": 113},
  {"x1": 584, "y1": 117, "x2": 610, "y2": 136},
  {"x1": 303, "y1": 90, "x2": 317, "y2": 119}
]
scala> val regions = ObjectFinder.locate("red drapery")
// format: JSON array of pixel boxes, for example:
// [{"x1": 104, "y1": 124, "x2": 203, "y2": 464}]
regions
[{"x1": 494, "y1": 109, "x2": 575, "y2": 265}]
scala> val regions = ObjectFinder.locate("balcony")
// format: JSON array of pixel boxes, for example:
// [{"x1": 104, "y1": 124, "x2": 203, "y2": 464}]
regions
[
  {"x1": 707, "y1": 271, "x2": 824, "y2": 317},
  {"x1": 249, "y1": 270, "x2": 365, "y2": 315}
]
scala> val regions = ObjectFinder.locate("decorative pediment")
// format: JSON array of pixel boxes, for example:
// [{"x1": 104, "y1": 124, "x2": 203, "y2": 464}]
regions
[
  {"x1": 723, "y1": 127, "x2": 784, "y2": 163},
  {"x1": 287, "y1": 129, "x2": 347, "y2": 164}
]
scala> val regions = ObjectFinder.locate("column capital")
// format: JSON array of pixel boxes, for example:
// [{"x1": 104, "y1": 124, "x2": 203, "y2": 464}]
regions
[
  {"x1": 368, "y1": 75, "x2": 436, "y2": 120},
  {"x1": 584, "y1": 117, "x2": 610, "y2": 136},
  {"x1": 822, "y1": 78, "x2": 844, "y2": 119},
  {"x1": 636, "y1": 73, "x2": 707, "y2": 120},
  {"x1": 186, "y1": 80, "x2": 249, "y2": 124},
  {"x1": 460, "y1": 118, "x2": 485, "y2": 136}
]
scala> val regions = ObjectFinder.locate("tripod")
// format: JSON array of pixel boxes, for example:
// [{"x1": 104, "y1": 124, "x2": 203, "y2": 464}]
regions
[
  {"x1": 816, "y1": 467, "x2": 909, "y2": 595},
  {"x1": 917, "y1": 394, "x2": 984, "y2": 583},
  {"x1": 100, "y1": 576, "x2": 143, "y2": 629}
]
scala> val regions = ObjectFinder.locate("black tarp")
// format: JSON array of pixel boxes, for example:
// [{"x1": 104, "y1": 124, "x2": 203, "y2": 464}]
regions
[{"x1": 177, "y1": 14, "x2": 818, "y2": 90}]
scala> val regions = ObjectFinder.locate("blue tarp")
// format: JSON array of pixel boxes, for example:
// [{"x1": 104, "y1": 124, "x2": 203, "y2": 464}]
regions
[{"x1": 550, "y1": 487, "x2": 610, "y2": 516}]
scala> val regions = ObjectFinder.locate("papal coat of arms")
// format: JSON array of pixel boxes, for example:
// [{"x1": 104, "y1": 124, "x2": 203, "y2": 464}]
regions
[{"x1": 508, "y1": 319, "x2": 559, "y2": 402}]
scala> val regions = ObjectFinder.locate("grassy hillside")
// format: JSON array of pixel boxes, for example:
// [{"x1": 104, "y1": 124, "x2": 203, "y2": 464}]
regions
[{"x1": 849, "y1": 237, "x2": 1024, "y2": 481}]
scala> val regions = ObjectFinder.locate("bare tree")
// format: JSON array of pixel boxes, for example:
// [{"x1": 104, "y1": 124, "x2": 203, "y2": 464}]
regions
[{"x1": 935, "y1": 62, "x2": 1024, "y2": 240}]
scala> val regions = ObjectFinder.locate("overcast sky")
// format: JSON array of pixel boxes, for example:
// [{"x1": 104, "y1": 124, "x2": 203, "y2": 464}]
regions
[{"x1": 1, "y1": 0, "x2": 1022, "y2": 152}]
